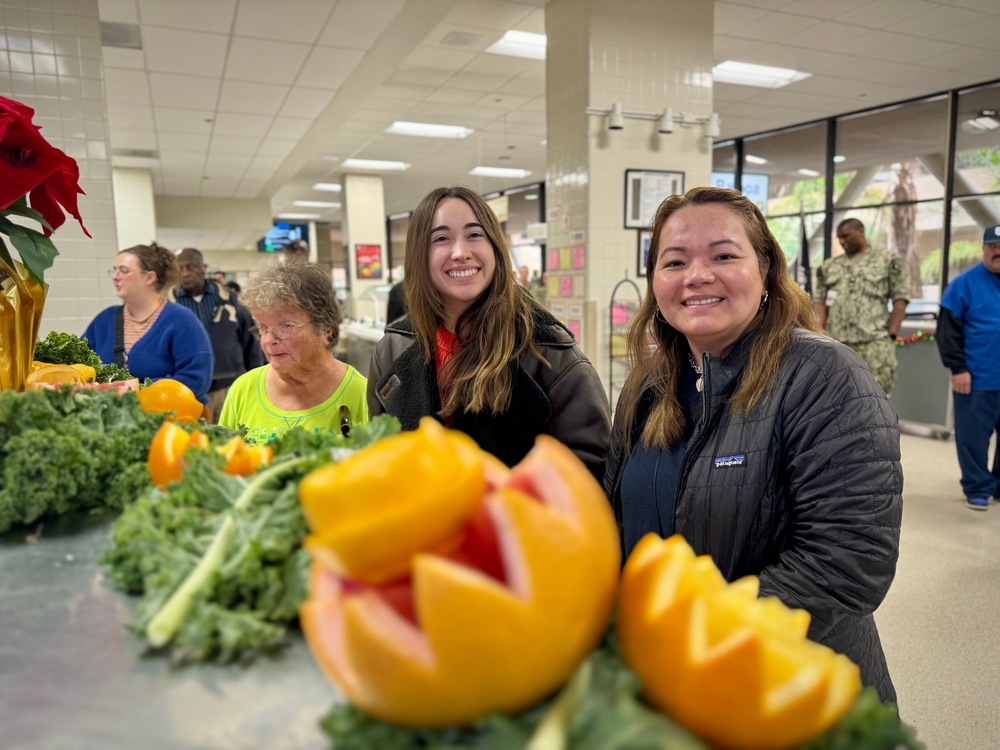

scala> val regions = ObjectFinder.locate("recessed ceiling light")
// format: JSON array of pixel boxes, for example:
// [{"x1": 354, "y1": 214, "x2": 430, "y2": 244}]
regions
[
  {"x1": 524, "y1": 193, "x2": 539, "y2": 201},
  {"x1": 485, "y1": 30, "x2": 546, "y2": 60},
  {"x1": 294, "y1": 200, "x2": 341, "y2": 208},
  {"x1": 342, "y1": 158, "x2": 410, "y2": 171},
  {"x1": 469, "y1": 166, "x2": 532, "y2": 178},
  {"x1": 964, "y1": 115, "x2": 1000, "y2": 133},
  {"x1": 276, "y1": 212, "x2": 321, "y2": 220},
  {"x1": 797, "y1": 168, "x2": 821, "y2": 177},
  {"x1": 313, "y1": 182, "x2": 342, "y2": 192},
  {"x1": 713, "y1": 60, "x2": 811, "y2": 89},
  {"x1": 744, "y1": 154, "x2": 767, "y2": 165},
  {"x1": 385, "y1": 121, "x2": 473, "y2": 139},
  {"x1": 833, "y1": 154, "x2": 847, "y2": 163}
]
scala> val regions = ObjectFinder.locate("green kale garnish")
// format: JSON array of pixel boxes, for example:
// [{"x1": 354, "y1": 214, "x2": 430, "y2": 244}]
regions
[
  {"x1": 33, "y1": 330, "x2": 102, "y2": 367},
  {"x1": 101, "y1": 416, "x2": 401, "y2": 664}
]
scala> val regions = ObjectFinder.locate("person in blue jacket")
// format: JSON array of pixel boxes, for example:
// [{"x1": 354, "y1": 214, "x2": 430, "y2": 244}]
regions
[
  {"x1": 936, "y1": 223, "x2": 1000, "y2": 511},
  {"x1": 83, "y1": 243, "x2": 213, "y2": 404}
]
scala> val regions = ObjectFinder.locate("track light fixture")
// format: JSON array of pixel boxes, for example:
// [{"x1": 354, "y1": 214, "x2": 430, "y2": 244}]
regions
[{"x1": 586, "y1": 104, "x2": 721, "y2": 140}]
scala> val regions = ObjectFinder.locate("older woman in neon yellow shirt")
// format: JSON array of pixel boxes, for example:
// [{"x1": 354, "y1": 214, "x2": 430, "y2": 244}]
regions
[{"x1": 219, "y1": 263, "x2": 368, "y2": 443}]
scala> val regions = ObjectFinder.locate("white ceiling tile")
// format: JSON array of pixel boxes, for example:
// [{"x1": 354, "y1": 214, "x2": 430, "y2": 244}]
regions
[
  {"x1": 137, "y1": 0, "x2": 236, "y2": 34},
  {"x1": 109, "y1": 128, "x2": 157, "y2": 150},
  {"x1": 201, "y1": 182, "x2": 241, "y2": 198},
  {"x1": 389, "y1": 67, "x2": 454, "y2": 87},
  {"x1": 209, "y1": 134, "x2": 263, "y2": 155},
  {"x1": 782, "y1": 21, "x2": 873, "y2": 52},
  {"x1": 154, "y1": 107, "x2": 215, "y2": 134},
  {"x1": 316, "y1": 0, "x2": 407, "y2": 50},
  {"x1": 722, "y1": 11, "x2": 824, "y2": 42},
  {"x1": 101, "y1": 46, "x2": 144, "y2": 69},
  {"x1": 712, "y1": 34, "x2": 766, "y2": 62},
  {"x1": 892, "y1": 5, "x2": 985, "y2": 36},
  {"x1": 280, "y1": 87, "x2": 334, "y2": 119},
  {"x1": 713, "y1": 2, "x2": 770, "y2": 34},
  {"x1": 159, "y1": 150, "x2": 207, "y2": 168},
  {"x1": 374, "y1": 82, "x2": 436, "y2": 101},
  {"x1": 422, "y1": 23, "x2": 492, "y2": 52},
  {"x1": 225, "y1": 36, "x2": 311, "y2": 85},
  {"x1": 104, "y1": 67, "x2": 150, "y2": 105},
  {"x1": 267, "y1": 116, "x2": 312, "y2": 140},
  {"x1": 206, "y1": 152, "x2": 254, "y2": 169},
  {"x1": 871, "y1": 39, "x2": 960, "y2": 65},
  {"x1": 218, "y1": 80, "x2": 289, "y2": 116},
  {"x1": 233, "y1": 0, "x2": 332, "y2": 43},
  {"x1": 447, "y1": 71, "x2": 510, "y2": 91},
  {"x1": 403, "y1": 46, "x2": 477, "y2": 71},
  {"x1": 249, "y1": 155, "x2": 284, "y2": 172},
  {"x1": 919, "y1": 46, "x2": 998, "y2": 72},
  {"x1": 950, "y1": 0, "x2": 1000, "y2": 10},
  {"x1": 444, "y1": 0, "x2": 537, "y2": 31},
  {"x1": 148, "y1": 72, "x2": 220, "y2": 110},
  {"x1": 295, "y1": 45, "x2": 366, "y2": 90},
  {"x1": 473, "y1": 92, "x2": 531, "y2": 109},
  {"x1": 517, "y1": 8, "x2": 545, "y2": 34},
  {"x1": 832, "y1": 29, "x2": 912, "y2": 57},
  {"x1": 461, "y1": 54, "x2": 534, "y2": 77},
  {"x1": 256, "y1": 139, "x2": 298, "y2": 157},
  {"x1": 142, "y1": 27, "x2": 228, "y2": 77},
  {"x1": 107, "y1": 102, "x2": 155, "y2": 130},
  {"x1": 157, "y1": 132, "x2": 210, "y2": 152},
  {"x1": 932, "y1": 17, "x2": 1000, "y2": 46},
  {"x1": 212, "y1": 112, "x2": 275, "y2": 137},
  {"x1": 777, "y1": 0, "x2": 872, "y2": 19},
  {"x1": 424, "y1": 87, "x2": 483, "y2": 105},
  {"x1": 494, "y1": 76, "x2": 544, "y2": 97},
  {"x1": 97, "y1": 0, "x2": 138, "y2": 24},
  {"x1": 203, "y1": 165, "x2": 250, "y2": 182},
  {"x1": 833, "y1": 0, "x2": 939, "y2": 29}
]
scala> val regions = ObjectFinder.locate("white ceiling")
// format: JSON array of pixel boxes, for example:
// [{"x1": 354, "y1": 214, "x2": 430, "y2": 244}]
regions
[{"x1": 96, "y1": 0, "x2": 1000, "y2": 252}]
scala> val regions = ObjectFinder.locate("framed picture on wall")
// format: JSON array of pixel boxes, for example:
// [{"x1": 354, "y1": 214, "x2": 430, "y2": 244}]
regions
[
  {"x1": 355, "y1": 244, "x2": 383, "y2": 279},
  {"x1": 624, "y1": 169, "x2": 684, "y2": 229},
  {"x1": 637, "y1": 230, "x2": 653, "y2": 277}
]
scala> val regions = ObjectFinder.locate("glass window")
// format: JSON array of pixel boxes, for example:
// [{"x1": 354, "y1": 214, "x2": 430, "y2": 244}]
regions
[
  {"x1": 954, "y1": 83, "x2": 1000, "y2": 197},
  {"x1": 947, "y1": 195, "x2": 1000, "y2": 286},
  {"x1": 504, "y1": 183, "x2": 545, "y2": 279},
  {"x1": 834, "y1": 97, "x2": 947, "y2": 207},
  {"x1": 766, "y1": 211, "x2": 826, "y2": 289},
  {"x1": 743, "y1": 123, "x2": 826, "y2": 217}
]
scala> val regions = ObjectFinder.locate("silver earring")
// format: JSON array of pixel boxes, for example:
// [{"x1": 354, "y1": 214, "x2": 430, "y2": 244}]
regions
[{"x1": 759, "y1": 289, "x2": 769, "y2": 310}]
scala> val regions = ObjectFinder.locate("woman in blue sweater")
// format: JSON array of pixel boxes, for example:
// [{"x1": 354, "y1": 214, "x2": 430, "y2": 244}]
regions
[{"x1": 83, "y1": 243, "x2": 213, "y2": 404}]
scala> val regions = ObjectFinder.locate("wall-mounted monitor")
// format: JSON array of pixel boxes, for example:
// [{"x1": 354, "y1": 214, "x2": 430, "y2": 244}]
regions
[{"x1": 258, "y1": 221, "x2": 309, "y2": 252}]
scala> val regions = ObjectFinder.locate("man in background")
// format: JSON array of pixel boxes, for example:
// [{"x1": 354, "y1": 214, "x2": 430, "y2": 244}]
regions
[
  {"x1": 171, "y1": 248, "x2": 263, "y2": 421},
  {"x1": 813, "y1": 218, "x2": 910, "y2": 394},
  {"x1": 936, "y1": 224, "x2": 1000, "y2": 511}
]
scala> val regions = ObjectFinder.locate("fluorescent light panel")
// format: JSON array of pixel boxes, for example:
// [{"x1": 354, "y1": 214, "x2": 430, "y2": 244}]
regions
[
  {"x1": 713, "y1": 60, "x2": 810, "y2": 89},
  {"x1": 797, "y1": 168, "x2": 821, "y2": 177},
  {"x1": 277, "y1": 212, "x2": 320, "y2": 220},
  {"x1": 966, "y1": 116, "x2": 1000, "y2": 132},
  {"x1": 341, "y1": 158, "x2": 410, "y2": 171},
  {"x1": 386, "y1": 121, "x2": 473, "y2": 139},
  {"x1": 312, "y1": 182, "x2": 342, "y2": 192},
  {"x1": 294, "y1": 200, "x2": 340, "y2": 208},
  {"x1": 744, "y1": 154, "x2": 767, "y2": 165},
  {"x1": 470, "y1": 166, "x2": 532, "y2": 178},
  {"x1": 833, "y1": 155, "x2": 847, "y2": 163},
  {"x1": 485, "y1": 30, "x2": 546, "y2": 60}
]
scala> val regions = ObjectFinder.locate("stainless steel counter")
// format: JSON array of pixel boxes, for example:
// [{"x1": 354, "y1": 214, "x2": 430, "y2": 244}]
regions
[{"x1": 0, "y1": 513, "x2": 339, "y2": 750}]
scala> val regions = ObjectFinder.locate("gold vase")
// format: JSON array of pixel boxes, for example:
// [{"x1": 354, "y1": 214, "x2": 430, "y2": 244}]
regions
[{"x1": 0, "y1": 257, "x2": 47, "y2": 391}]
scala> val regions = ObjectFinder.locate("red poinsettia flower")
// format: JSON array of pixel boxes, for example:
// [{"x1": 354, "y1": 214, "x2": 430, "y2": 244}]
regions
[{"x1": 0, "y1": 95, "x2": 89, "y2": 237}]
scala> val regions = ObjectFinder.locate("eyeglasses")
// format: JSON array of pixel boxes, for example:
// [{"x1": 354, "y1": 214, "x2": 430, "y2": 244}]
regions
[
  {"x1": 249, "y1": 321, "x2": 309, "y2": 341},
  {"x1": 108, "y1": 266, "x2": 136, "y2": 278}
]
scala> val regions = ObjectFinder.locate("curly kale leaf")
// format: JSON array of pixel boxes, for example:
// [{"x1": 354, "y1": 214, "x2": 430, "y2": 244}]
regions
[
  {"x1": 33, "y1": 330, "x2": 102, "y2": 367},
  {"x1": 94, "y1": 363, "x2": 134, "y2": 382}
]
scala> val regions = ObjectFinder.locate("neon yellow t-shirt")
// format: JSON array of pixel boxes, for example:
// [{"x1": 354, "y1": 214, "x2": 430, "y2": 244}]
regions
[{"x1": 219, "y1": 364, "x2": 369, "y2": 443}]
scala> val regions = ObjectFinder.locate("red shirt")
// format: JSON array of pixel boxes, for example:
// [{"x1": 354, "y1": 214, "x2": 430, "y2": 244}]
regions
[{"x1": 435, "y1": 326, "x2": 460, "y2": 420}]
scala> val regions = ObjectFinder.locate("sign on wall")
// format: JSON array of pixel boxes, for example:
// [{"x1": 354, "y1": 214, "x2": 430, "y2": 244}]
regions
[{"x1": 355, "y1": 244, "x2": 382, "y2": 279}]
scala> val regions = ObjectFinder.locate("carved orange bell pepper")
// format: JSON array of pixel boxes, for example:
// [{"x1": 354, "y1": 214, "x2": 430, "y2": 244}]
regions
[
  {"x1": 617, "y1": 534, "x2": 861, "y2": 750},
  {"x1": 299, "y1": 418, "x2": 621, "y2": 728}
]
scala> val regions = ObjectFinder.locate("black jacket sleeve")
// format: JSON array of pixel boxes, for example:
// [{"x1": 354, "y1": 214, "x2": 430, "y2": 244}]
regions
[{"x1": 935, "y1": 306, "x2": 966, "y2": 374}]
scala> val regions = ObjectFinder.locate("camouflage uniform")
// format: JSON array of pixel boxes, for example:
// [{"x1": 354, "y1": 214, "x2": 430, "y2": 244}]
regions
[{"x1": 814, "y1": 248, "x2": 910, "y2": 395}]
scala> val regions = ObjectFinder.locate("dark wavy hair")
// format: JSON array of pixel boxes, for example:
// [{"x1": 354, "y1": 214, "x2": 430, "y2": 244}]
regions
[
  {"x1": 616, "y1": 186, "x2": 818, "y2": 451},
  {"x1": 121, "y1": 243, "x2": 177, "y2": 292},
  {"x1": 404, "y1": 186, "x2": 544, "y2": 418}
]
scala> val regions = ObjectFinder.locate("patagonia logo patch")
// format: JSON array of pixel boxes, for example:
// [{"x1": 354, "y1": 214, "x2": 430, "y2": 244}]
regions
[{"x1": 714, "y1": 455, "x2": 746, "y2": 468}]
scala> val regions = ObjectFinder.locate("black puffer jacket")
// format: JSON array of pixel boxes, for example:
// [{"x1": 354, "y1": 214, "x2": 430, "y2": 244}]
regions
[
  {"x1": 368, "y1": 307, "x2": 611, "y2": 480},
  {"x1": 604, "y1": 329, "x2": 902, "y2": 702}
]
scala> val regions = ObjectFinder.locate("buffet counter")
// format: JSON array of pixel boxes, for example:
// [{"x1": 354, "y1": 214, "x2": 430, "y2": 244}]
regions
[
  {"x1": 338, "y1": 321, "x2": 385, "y2": 375},
  {"x1": 0, "y1": 513, "x2": 336, "y2": 750},
  {"x1": 888, "y1": 319, "x2": 952, "y2": 438}
]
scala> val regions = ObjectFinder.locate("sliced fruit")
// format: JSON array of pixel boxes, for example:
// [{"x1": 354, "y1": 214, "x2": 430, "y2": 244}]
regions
[
  {"x1": 617, "y1": 533, "x2": 861, "y2": 750},
  {"x1": 24, "y1": 364, "x2": 83, "y2": 388},
  {"x1": 299, "y1": 421, "x2": 621, "y2": 727}
]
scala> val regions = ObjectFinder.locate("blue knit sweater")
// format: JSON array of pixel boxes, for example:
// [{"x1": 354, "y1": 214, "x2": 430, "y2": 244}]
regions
[{"x1": 82, "y1": 302, "x2": 214, "y2": 403}]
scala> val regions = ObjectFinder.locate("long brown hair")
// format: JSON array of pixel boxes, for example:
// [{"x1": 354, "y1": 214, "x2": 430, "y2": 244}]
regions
[
  {"x1": 616, "y1": 186, "x2": 818, "y2": 451},
  {"x1": 404, "y1": 186, "x2": 542, "y2": 418}
]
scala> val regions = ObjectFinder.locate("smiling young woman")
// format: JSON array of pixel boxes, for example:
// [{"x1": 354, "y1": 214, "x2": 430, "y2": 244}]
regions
[
  {"x1": 604, "y1": 186, "x2": 903, "y2": 706},
  {"x1": 367, "y1": 186, "x2": 610, "y2": 480}
]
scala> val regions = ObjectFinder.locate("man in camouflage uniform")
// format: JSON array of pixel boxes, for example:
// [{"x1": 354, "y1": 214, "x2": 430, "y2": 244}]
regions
[{"x1": 813, "y1": 218, "x2": 910, "y2": 395}]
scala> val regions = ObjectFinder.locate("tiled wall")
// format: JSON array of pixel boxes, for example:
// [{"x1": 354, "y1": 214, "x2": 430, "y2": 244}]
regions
[
  {"x1": 545, "y1": 0, "x2": 713, "y2": 401},
  {"x1": 1, "y1": 0, "x2": 119, "y2": 339}
]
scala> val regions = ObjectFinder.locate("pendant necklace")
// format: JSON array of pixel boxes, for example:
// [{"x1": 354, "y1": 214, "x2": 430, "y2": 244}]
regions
[{"x1": 688, "y1": 353, "x2": 704, "y2": 393}]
